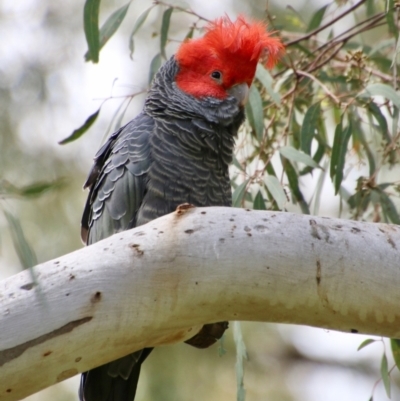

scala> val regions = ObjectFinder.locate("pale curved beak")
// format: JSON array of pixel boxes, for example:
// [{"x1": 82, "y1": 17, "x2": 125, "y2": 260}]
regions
[{"x1": 227, "y1": 83, "x2": 249, "y2": 106}]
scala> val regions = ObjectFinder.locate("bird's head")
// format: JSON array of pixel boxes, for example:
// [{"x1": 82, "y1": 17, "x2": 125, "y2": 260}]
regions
[{"x1": 175, "y1": 16, "x2": 284, "y2": 105}]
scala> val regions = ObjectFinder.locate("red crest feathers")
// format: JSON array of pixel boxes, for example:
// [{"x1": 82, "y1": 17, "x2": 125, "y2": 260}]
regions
[{"x1": 175, "y1": 15, "x2": 284, "y2": 99}]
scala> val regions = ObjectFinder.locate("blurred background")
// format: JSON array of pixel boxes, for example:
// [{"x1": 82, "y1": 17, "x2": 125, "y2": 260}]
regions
[{"x1": 1, "y1": 0, "x2": 399, "y2": 400}]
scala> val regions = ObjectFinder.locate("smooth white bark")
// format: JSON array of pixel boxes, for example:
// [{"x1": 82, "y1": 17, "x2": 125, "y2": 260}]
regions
[{"x1": 0, "y1": 206, "x2": 399, "y2": 400}]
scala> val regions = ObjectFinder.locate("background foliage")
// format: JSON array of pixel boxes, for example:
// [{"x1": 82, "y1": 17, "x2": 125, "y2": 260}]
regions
[{"x1": 1, "y1": 0, "x2": 400, "y2": 400}]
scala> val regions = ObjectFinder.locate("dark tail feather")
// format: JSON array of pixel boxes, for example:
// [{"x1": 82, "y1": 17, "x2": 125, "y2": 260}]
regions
[{"x1": 79, "y1": 348, "x2": 153, "y2": 401}]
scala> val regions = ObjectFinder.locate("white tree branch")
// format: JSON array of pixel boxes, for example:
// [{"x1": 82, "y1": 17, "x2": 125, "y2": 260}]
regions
[{"x1": 1, "y1": 206, "x2": 399, "y2": 400}]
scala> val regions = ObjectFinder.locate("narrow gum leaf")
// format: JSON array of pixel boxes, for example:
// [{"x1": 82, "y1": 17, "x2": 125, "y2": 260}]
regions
[
  {"x1": 300, "y1": 102, "x2": 321, "y2": 155},
  {"x1": 279, "y1": 146, "x2": 320, "y2": 169},
  {"x1": 59, "y1": 108, "x2": 101, "y2": 145},
  {"x1": 83, "y1": 0, "x2": 101, "y2": 63},
  {"x1": 247, "y1": 85, "x2": 264, "y2": 142},
  {"x1": 160, "y1": 7, "x2": 173, "y2": 59},
  {"x1": 359, "y1": 83, "x2": 400, "y2": 110},
  {"x1": 253, "y1": 190, "x2": 266, "y2": 210},
  {"x1": 390, "y1": 339, "x2": 400, "y2": 371},
  {"x1": 380, "y1": 353, "x2": 391, "y2": 398},
  {"x1": 129, "y1": 6, "x2": 154, "y2": 58},
  {"x1": 85, "y1": 2, "x2": 130, "y2": 61},
  {"x1": 264, "y1": 175, "x2": 287, "y2": 210},
  {"x1": 357, "y1": 339, "x2": 376, "y2": 351},
  {"x1": 232, "y1": 179, "x2": 249, "y2": 207},
  {"x1": 256, "y1": 64, "x2": 281, "y2": 105},
  {"x1": 148, "y1": 53, "x2": 162, "y2": 84},
  {"x1": 307, "y1": 4, "x2": 328, "y2": 32}
]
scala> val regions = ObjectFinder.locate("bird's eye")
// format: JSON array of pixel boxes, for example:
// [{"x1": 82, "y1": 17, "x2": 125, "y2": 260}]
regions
[{"x1": 211, "y1": 71, "x2": 222, "y2": 82}]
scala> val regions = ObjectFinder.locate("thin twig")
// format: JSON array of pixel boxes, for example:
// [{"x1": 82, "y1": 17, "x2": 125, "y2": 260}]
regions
[
  {"x1": 285, "y1": 0, "x2": 367, "y2": 46},
  {"x1": 296, "y1": 70, "x2": 340, "y2": 104}
]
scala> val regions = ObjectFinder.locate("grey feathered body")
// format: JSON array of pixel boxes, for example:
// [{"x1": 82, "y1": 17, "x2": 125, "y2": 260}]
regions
[{"x1": 80, "y1": 57, "x2": 245, "y2": 401}]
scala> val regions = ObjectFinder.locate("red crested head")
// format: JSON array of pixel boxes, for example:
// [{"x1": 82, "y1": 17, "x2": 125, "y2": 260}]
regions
[{"x1": 175, "y1": 15, "x2": 284, "y2": 100}]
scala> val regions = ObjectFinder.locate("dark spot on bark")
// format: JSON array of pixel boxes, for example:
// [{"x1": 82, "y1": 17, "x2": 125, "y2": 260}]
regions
[
  {"x1": 43, "y1": 351, "x2": 52, "y2": 357},
  {"x1": 387, "y1": 236, "x2": 396, "y2": 249},
  {"x1": 316, "y1": 260, "x2": 321, "y2": 285},
  {"x1": 351, "y1": 329, "x2": 358, "y2": 333},
  {"x1": 310, "y1": 219, "x2": 321, "y2": 240},
  {"x1": 351, "y1": 227, "x2": 361, "y2": 233},
  {"x1": 6, "y1": 389, "x2": 11, "y2": 393},
  {"x1": 54, "y1": 260, "x2": 60, "y2": 265},
  {"x1": 75, "y1": 357, "x2": 82, "y2": 362},
  {"x1": 245, "y1": 209, "x2": 251, "y2": 212},
  {"x1": 91, "y1": 292, "x2": 101, "y2": 303},
  {"x1": 65, "y1": 293, "x2": 70, "y2": 297},
  {"x1": 158, "y1": 231, "x2": 164, "y2": 234},
  {"x1": 254, "y1": 225, "x2": 267, "y2": 232},
  {"x1": 0, "y1": 317, "x2": 92, "y2": 367},
  {"x1": 201, "y1": 211, "x2": 206, "y2": 214},
  {"x1": 262, "y1": 218, "x2": 268, "y2": 222},
  {"x1": 175, "y1": 203, "x2": 195, "y2": 215},
  {"x1": 103, "y1": 248, "x2": 108, "y2": 251},
  {"x1": 134, "y1": 231, "x2": 145, "y2": 236},
  {"x1": 265, "y1": 266, "x2": 270, "y2": 269},
  {"x1": 20, "y1": 283, "x2": 34, "y2": 291},
  {"x1": 219, "y1": 238, "x2": 225, "y2": 243},
  {"x1": 195, "y1": 282, "x2": 198, "y2": 285},
  {"x1": 185, "y1": 229, "x2": 194, "y2": 234},
  {"x1": 335, "y1": 225, "x2": 342, "y2": 229},
  {"x1": 57, "y1": 368, "x2": 78, "y2": 382},
  {"x1": 229, "y1": 218, "x2": 234, "y2": 222},
  {"x1": 247, "y1": 233, "x2": 252, "y2": 237},
  {"x1": 244, "y1": 226, "x2": 251, "y2": 232},
  {"x1": 130, "y1": 243, "x2": 144, "y2": 256},
  {"x1": 69, "y1": 274, "x2": 75, "y2": 280}
]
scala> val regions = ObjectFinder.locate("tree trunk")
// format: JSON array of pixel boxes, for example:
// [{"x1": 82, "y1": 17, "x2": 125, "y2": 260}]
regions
[{"x1": 1, "y1": 205, "x2": 399, "y2": 400}]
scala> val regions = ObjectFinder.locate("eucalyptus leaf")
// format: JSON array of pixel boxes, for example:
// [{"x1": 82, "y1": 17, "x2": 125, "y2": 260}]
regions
[
  {"x1": 83, "y1": 0, "x2": 100, "y2": 63},
  {"x1": 85, "y1": 2, "x2": 130, "y2": 61},
  {"x1": 129, "y1": 6, "x2": 154, "y2": 58},
  {"x1": 256, "y1": 64, "x2": 281, "y2": 104},
  {"x1": 59, "y1": 108, "x2": 101, "y2": 145},
  {"x1": 160, "y1": 7, "x2": 173, "y2": 58},
  {"x1": 280, "y1": 146, "x2": 320, "y2": 168},
  {"x1": 359, "y1": 83, "x2": 400, "y2": 110},
  {"x1": 264, "y1": 175, "x2": 287, "y2": 210}
]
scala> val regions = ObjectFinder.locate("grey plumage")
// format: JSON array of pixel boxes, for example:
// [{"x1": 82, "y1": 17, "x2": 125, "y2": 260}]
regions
[{"x1": 80, "y1": 56, "x2": 245, "y2": 401}]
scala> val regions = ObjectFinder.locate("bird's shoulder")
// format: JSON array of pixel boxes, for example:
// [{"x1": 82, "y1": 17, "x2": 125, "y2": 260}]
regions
[{"x1": 81, "y1": 112, "x2": 154, "y2": 244}]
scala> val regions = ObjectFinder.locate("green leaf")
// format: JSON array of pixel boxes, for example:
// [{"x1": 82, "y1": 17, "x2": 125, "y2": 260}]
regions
[
  {"x1": 391, "y1": 35, "x2": 400, "y2": 68},
  {"x1": 386, "y1": 0, "x2": 398, "y2": 40},
  {"x1": 233, "y1": 321, "x2": 247, "y2": 401},
  {"x1": 253, "y1": 190, "x2": 266, "y2": 210},
  {"x1": 232, "y1": 179, "x2": 249, "y2": 207},
  {"x1": 380, "y1": 353, "x2": 391, "y2": 398},
  {"x1": 0, "y1": 179, "x2": 64, "y2": 198},
  {"x1": 378, "y1": 190, "x2": 400, "y2": 224},
  {"x1": 391, "y1": 339, "x2": 400, "y2": 371},
  {"x1": 307, "y1": 4, "x2": 328, "y2": 32},
  {"x1": 246, "y1": 85, "x2": 264, "y2": 142},
  {"x1": 300, "y1": 102, "x2": 321, "y2": 155},
  {"x1": 330, "y1": 119, "x2": 352, "y2": 195},
  {"x1": 160, "y1": 7, "x2": 173, "y2": 59},
  {"x1": 367, "y1": 102, "x2": 392, "y2": 144},
  {"x1": 129, "y1": 6, "x2": 154, "y2": 58},
  {"x1": 59, "y1": 108, "x2": 101, "y2": 145},
  {"x1": 359, "y1": 83, "x2": 400, "y2": 110},
  {"x1": 264, "y1": 175, "x2": 287, "y2": 210},
  {"x1": 279, "y1": 146, "x2": 320, "y2": 168},
  {"x1": 282, "y1": 157, "x2": 310, "y2": 214},
  {"x1": 256, "y1": 64, "x2": 281, "y2": 104},
  {"x1": 357, "y1": 338, "x2": 376, "y2": 351},
  {"x1": 148, "y1": 53, "x2": 162, "y2": 84},
  {"x1": 83, "y1": 0, "x2": 101, "y2": 63},
  {"x1": 4, "y1": 210, "x2": 37, "y2": 270},
  {"x1": 85, "y1": 2, "x2": 130, "y2": 61}
]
